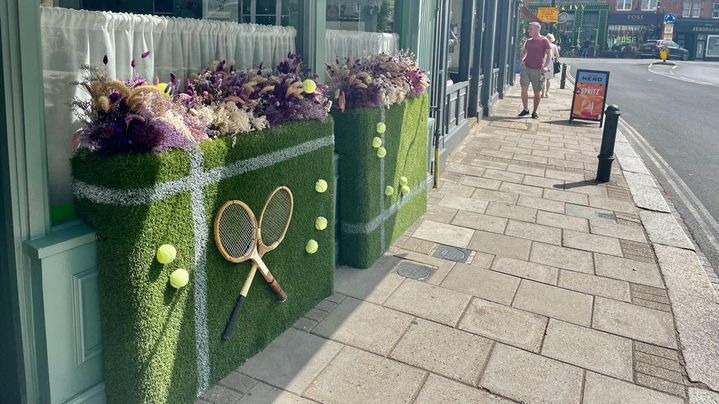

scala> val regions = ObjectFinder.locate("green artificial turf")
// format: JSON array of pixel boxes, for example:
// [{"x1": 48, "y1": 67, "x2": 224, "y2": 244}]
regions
[
  {"x1": 72, "y1": 118, "x2": 335, "y2": 404},
  {"x1": 333, "y1": 93, "x2": 429, "y2": 268}
]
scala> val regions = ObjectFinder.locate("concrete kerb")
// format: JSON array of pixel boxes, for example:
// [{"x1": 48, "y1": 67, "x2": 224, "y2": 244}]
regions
[{"x1": 566, "y1": 67, "x2": 719, "y2": 394}]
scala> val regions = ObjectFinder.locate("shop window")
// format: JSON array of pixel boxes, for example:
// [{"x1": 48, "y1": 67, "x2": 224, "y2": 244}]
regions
[
  {"x1": 713, "y1": 1, "x2": 719, "y2": 18},
  {"x1": 707, "y1": 35, "x2": 719, "y2": 57},
  {"x1": 682, "y1": 0, "x2": 701, "y2": 18},
  {"x1": 324, "y1": 0, "x2": 399, "y2": 63},
  {"x1": 40, "y1": 0, "x2": 301, "y2": 224},
  {"x1": 617, "y1": 0, "x2": 632, "y2": 11},
  {"x1": 641, "y1": 0, "x2": 658, "y2": 11}
]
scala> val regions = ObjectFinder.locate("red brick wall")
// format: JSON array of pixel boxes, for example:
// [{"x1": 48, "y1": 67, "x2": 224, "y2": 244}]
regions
[{"x1": 607, "y1": 0, "x2": 683, "y2": 14}]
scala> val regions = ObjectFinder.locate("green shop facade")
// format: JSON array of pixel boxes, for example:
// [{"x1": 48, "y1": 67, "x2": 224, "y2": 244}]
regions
[
  {"x1": 528, "y1": 1, "x2": 610, "y2": 56},
  {"x1": 0, "y1": 1, "x2": 521, "y2": 403}
]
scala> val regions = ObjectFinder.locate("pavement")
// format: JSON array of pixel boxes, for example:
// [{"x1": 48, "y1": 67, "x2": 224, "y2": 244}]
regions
[
  {"x1": 566, "y1": 59, "x2": 719, "y2": 283},
  {"x1": 196, "y1": 79, "x2": 719, "y2": 404}
]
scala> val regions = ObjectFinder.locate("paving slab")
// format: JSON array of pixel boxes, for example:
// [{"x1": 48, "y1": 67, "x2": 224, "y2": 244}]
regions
[
  {"x1": 469, "y1": 230, "x2": 532, "y2": 260},
  {"x1": 480, "y1": 344, "x2": 583, "y2": 404},
  {"x1": 237, "y1": 382, "x2": 314, "y2": 404},
  {"x1": 312, "y1": 297, "x2": 413, "y2": 356},
  {"x1": 335, "y1": 256, "x2": 406, "y2": 304},
  {"x1": 544, "y1": 188, "x2": 589, "y2": 205},
  {"x1": 583, "y1": 372, "x2": 684, "y2": 404},
  {"x1": 589, "y1": 196, "x2": 640, "y2": 214},
  {"x1": 499, "y1": 182, "x2": 544, "y2": 197},
  {"x1": 304, "y1": 347, "x2": 426, "y2": 404},
  {"x1": 594, "y1": 253, "x2": 664, "y2": 287},
  {"x1": 451, "y1": 210, "x2": 508, "y2": 234},
  {"x1": 618, "y1": 156, "x2": 651, "y2": 175},
  {"x1": 640, "y1": 211, "x2": 695, "y2": 250},
  {"x1": 512, "y1": 280, "x2": 593, "y2": 326},
  {"x1": 565, "y1": 203, "x2": 616, "y2": 222},
  {"x1": 441, "y1": 263, "x2": 520, "y2": 305},
  {"x1": 492, "y1": 257, "x2": 558, "y2": 285},
  {"x1": 623, "y1": 171, "x2": 659, "y2": 188},
  {"x1": 529, "y1": 242, "x2": 594, "y2": 273},
  {"x1": 200, "y1": 384, "x2": 245, "y2": 404},
  {"x1": 485, "y1": 202, "x2": 537, "y2": 222},
  {"x1": 460, "y1": 175, "x2": 502, "y2": 190},
  {"x1": 655, "y1": 245, "x2": 719, "y2": 390},
  {"x1": 536, "y1": 210, "x2": 589, "y2": 232},
  {"x1": 542, "y1": 319, "x2": 633, "y2": 380},
  {"x1": 424, "y1": 204, "x2": 458, "y2": 224},
  {"x1": 592, "y1": 297, "x2": 677, "y2": 348},
  {"x1": 414, "y1": 374, "x2": 513, "y2": 404},
  {"x1": 390, "y1": 319, "x2": 493, "y2": 385},
  {"x1": 630, "y1": 184, "x2": 671, "y2": 212},
  {"x1": 472, "y1": 188, "x2": 520, "y2": 204},
  {"x1": 439, "y1": 194, "x2": 490, "y2": 214},
  {"x1": 438, "y1": 182, "x2": 476, "y2": 198},
  {"x1": 458, "y1": 298, "x2": 547, "y2": 352},
  {"x1": 505, "y1": 220, "x2": 562, "y2": 245},
  {"x1": 517, "y1": 195, "x2": 565, "y2": 213},
  {"x1": 523, "y1": 176, "x2": 561, "y2": 189},
  {"x1": 385, "y1": 279, "x2": 472, "y2": 326},
  {"x1": 413, "y1": 220, "x2": 475, "y2": 249},
  {"x1": 239, "y1": 328, "x2": 344, "y2": 395},
  {"x1": 688, "y1": 387, "x2": 719, "y2": 404},
  {"x1": 483, "y1": 169, "x2": 525, "y2": 184},
  {"x1": 563, "y1": 230, "x2": 623, "y2": 256},
  {"x1": 558, "y1": 270, "x2": 631, "y2": 302},
  {"x1": 589, "y1": 220, "x2": 647, "y2": 243}
]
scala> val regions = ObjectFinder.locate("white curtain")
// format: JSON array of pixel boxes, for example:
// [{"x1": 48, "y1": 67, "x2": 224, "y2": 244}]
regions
[
  {"x1": 325, "y1": 29, "x2": 400, "y2": 63},
  {"x1": 40, "y1": 6, "x2": 296, "y2": 208}
]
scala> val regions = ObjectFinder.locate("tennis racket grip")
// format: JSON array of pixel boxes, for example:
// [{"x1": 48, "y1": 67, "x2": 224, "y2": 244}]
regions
[
  {"x1": 267, "y1": 278, "x2": 288, "y2": 302},
  {"x1": 222, "y1": 295, "x2": 246, "y2": 341}
]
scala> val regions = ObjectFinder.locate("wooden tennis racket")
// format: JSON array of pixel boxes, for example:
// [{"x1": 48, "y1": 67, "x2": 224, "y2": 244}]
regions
[{"x1": 215, "y1": 187, "x2": 293, "y2": 340}]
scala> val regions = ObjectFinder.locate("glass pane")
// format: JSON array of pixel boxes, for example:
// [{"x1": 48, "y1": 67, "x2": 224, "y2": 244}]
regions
[
  {"x1": 40, "y1": 0, "x2": 302, "y2": 224},
  {"x1": 325, "y1": 0, "x2": 399, "y2": 63}
]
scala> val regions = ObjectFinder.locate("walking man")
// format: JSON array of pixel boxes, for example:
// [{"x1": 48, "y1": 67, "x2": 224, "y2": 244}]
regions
[{"x1": 518, "y1": 22, "x2": 552, "y2": 119}]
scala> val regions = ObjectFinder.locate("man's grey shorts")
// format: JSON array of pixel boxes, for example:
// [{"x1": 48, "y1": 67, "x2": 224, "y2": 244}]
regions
[{"x1": 520, "y1": 67, "x2": 544, "y2": 91}]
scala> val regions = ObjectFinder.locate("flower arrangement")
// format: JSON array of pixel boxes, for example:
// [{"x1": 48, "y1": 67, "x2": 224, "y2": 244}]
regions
[
  {"x1": 325, "y1": 51, "x2": 429, "y2": 111},
  {"x1": 71, "y1": 53, "x2": 329, "y2": 156}
]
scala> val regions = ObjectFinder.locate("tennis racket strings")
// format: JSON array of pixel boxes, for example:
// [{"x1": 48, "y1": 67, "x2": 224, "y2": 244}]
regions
[{"x1": 216, "y1": 202, "x2": 256, "y2": 261}]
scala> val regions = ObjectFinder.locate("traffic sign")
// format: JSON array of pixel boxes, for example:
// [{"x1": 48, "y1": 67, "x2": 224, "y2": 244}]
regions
[{"x1": 665, "y1": 13, "x2": 676, "y2": 24}]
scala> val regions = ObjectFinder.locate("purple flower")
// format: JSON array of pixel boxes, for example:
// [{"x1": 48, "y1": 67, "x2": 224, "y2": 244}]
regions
[
  {"x1": 131, "y1": 59, "x2": 137, "y2": 68},
  {"x1": 141, "y1": 50, "x2": 151, "y2": 59},
  {"x1": 102, "y1": 55, "x2": 108, "y2": 65}
]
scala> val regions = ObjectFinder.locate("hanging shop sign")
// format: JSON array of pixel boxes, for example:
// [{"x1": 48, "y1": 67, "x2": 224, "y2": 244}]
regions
[
  {"x1": 537, "y1": 7, "x2": 560, "y2": 23},
  {"x1": 570, "y1": 69, "x2": 610, "y2": 126}
]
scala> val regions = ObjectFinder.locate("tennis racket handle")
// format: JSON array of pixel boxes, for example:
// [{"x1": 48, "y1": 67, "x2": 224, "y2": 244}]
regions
[
  {"x1": 222, "y1": 295, "x2": 246, "y2": 341},
  {"x1": 268, "y1": 279, "x2": 288, "y2": 302}
]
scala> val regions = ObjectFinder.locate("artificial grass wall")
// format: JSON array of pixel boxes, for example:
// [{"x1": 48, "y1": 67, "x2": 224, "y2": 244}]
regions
[
  {"x1": 333, "y1": 93, "x2": 429, "y2": 268},
  {"x1": 72, "y1": 118, "x2": 335, "y2": 404}
]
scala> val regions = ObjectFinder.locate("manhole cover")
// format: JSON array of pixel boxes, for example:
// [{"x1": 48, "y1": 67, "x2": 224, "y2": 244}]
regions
[
  {"x1": 433, "y1": 244, "x2": 471, "y2": 263},
  {"x1": 395, "y1": 261, "x2": 435, "y2": 281}
]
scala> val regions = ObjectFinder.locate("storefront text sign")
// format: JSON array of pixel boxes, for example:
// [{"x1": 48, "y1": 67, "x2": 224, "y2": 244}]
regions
[
  {"x1": 537, "y1": 7, "x2": 559, "y2": 23},
  {"x1": 570, "y1": 69, "x2": 610, "y2": 126}
]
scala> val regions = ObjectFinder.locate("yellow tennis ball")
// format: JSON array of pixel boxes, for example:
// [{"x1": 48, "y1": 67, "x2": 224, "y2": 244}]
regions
[
  {"x1": 156, "y1": 244, "x2": 177, "y2": 264},
  {"x1": 315, "y1": 179, "x2": 328, "y2": 193},
  {"x1": 376, "y1": 122, "x2": 386, "y2": 134},
  {"x1": 399, "y1": 176, "x2": 408, "y2": 186},
  {"x1": 155, "y1": 82, "x2": 171, "y2": 98},
  {"x1": 372, "y1": 137, "x2": 382, "y2": 149},
  {"x1": 305, "y1": 239, "x2": 318, "y2": 254},
  {"x1": 315, "y1": 216, "x2": 328, "y2": 231},
  {"x1": 169, "y1": 268, "x2": 189, "y2": 289},
  {"x1": 401, "y1": 185, "x2": 410, "y2": 195},
  {"x1": 377, "y1": 147, "x2": 387, "y2": 158},
  {"x1": 385, "y1": 185, "x2": 395, "y2": 196},
  {"x1": 302, "y1": 79, "x2": 317, "y2": 94}
]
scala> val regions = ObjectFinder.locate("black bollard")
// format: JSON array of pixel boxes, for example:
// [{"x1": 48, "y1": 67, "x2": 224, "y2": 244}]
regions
[
  {"x1": 596, "y1": 105, "x2": 621, "y2": 183},
  {"x1": 560, "y1": 63, "x2": 567, "y2": 89}
]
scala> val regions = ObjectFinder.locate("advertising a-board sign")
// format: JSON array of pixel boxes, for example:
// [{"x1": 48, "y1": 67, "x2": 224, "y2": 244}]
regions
[{"x1": 570, "y1": 69, "x2": 610, "y2": 126}]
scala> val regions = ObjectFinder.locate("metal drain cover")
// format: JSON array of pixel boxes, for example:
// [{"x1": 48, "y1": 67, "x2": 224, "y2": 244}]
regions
[
  {"x1": 433, "y1": 244, "x2": 471, "y2": 263},
  {"x1": 395, "y1": 261, "x2": 435, "y2": 281}
]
